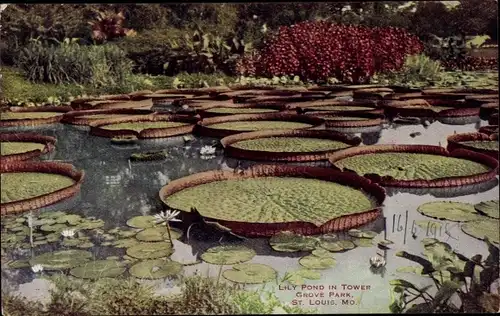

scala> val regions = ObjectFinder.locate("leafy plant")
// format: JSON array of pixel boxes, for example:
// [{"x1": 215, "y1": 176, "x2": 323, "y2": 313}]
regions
[
  {"x1": 389, "y1": 238, "x2": 500, "y2": 313},
  {"x1": 88, "y1": 8, "x2": 136, "y2": 44}
]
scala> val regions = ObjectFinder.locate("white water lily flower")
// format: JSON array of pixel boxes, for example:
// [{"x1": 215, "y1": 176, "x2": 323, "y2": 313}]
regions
[
  {"x1": 200, "y1": 145, "x2": 216, "y2": 156},
  {"x1": 154, "y1": 210, "x2": 182, "y2": 224},
  {"x1": 31, "y1": 264, "x2": 44, "y2": 273},
  {"x1": 61, "y1": 229, "x2": 75, "y2": 238},
  {"x1": 370, "y1": 256, "x2": 386, "y2": 268},
  {"x1": 181, "y1": 104, "x2": 190, "y2": 110}
]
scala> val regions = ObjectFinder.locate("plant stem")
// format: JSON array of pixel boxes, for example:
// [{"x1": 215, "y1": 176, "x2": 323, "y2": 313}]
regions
[
  {"x1": 216, "y1": 264, "x2": 223, "y2": 285},
  {"x1": 165, "y1": 222, "x2": 173, "y2": 246}
]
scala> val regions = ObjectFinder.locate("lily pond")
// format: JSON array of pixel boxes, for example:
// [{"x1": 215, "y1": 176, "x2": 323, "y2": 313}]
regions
[{"x1": 1, "y1": 90, "x2": 499, "y2": 314}]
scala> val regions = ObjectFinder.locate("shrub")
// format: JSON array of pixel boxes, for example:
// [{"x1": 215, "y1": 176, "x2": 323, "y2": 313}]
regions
[
  {"x1": 372, "y1": 54, "x2": 444, "y2": 87},
  {"x1": 15, "y1": 39, "x2": 133, "y2": 87},
  {"x1": 239, "y1": 21, "x2": 423, "y2": 84}
]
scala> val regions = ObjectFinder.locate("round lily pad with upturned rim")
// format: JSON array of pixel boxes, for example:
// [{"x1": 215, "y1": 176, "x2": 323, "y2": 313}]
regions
[
  {"x1": 200, "y1": 245, "x2": 256, "y2": 265},
  {"x1": 269, "y1": 231, "x2": 319, "y2": 253},
  {"x1": 461, "y1": 219, "x2": 499, "y2": 244},
  {"x1": 126, "y1": 216, "x2": 157, "y2": 229},
  {"x1": 417, "y1": 201, "x2": 482, "y2": 222},
  {"x1": 135, "y1": 226, "x2": 182, "y2": 242},
  {"x1": 70, "y1": 260, "x2": 126, "y2": 279},
  {"x1": 299, "y1": 255, "x2": 336, "y2": 270},
  {"x1": 474, "y1": 200, "x2": 499, "y2": 219},
  {"x1": 222, "y1": 263, "x2": 277, "y2": 284},
  {"x1": 126, "y1": 242, "x2": 174, "y2": 259},
  {"x1": 29, "y1": 250, "x2": 93, "y2": 270},
  {"x1": 129, "y1": 259, "x2": 183, "y2": 279},
  {"x1": 328, "y1": 144, "x2": 497, "y2": 188}
]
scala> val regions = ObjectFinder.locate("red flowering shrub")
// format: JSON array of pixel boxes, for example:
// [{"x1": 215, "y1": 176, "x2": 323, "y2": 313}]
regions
[{"x1": 237, "y1": 21, "x2": 424, "y2": 84}]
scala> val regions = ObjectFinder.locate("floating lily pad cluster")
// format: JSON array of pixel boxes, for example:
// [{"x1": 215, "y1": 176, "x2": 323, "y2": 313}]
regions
[{"x1": 416, "y1": 200, "x2": 499, "y2": 244}]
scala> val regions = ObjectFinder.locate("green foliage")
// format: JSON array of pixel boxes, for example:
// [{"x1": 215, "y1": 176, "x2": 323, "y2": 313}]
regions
[
  {"x1": 390, "y1": 238, "x2": 500, "y2": 313},
  {"x1": 372, "y1": 54, "x2": 444, "y2": 88},
  {"x1": 15, "y1": 39, "x2": 133, "y2": 88}
]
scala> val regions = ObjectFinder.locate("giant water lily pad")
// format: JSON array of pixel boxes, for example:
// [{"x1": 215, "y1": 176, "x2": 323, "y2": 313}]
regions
[
  {"x1": 29, "y1": 250, "x2": 93, "y2": 270},
  {"x1": 1, "y1": 173, "x2": 75, "y2": 204},
  {"x1": 417, "y1": 201, "x2": 481, "y2": 222},
  {"x1": 299, "y1": 255, "x2": 336, "y2": 269},
  {"x1": 461, "y1": 219, "x2": 499, "y2": 244},
  {"x1": 223, "y1": 263, "x2": 277, "y2": 284},
  {"x1": 332, "y1": 153, "x2": 491, "y2": 181},
  {"x1": 126, "y1": 242, "x2": 174, "y2": 259},
  {"x1": 231, "y1": 137, "x2": 352, "y2": 153},
  {"x1": 201, "y1": 245, "x2": 256, "y2": 265},
  {"x1": 206, "y1": 108, "x2": 278, "y2": 114},
  {"x1": 70, "y1": 260, "x2": 126, "y2": 279},
  {"x1": 129, "y1": 259, "x2": 183, "y2": 279},
  {"x1": 208, "y1": 121, "x2": 313, "y2": 131},
  {"x1": 1, "y1": 112, "x2": 62, "y2": 120},
  {"x1": 100, "y1": 121, "x2": 188, "y2": 132},
  {"x1": 1, "y1": 142, "x2": 45, "y2": 155},
  {"x1": 269, "y1": 231, "x2": 319, "y2": 252},
  {"x1": 474, "y1": 200, "x2": 499, "y2": 219},
  {"x1": 459, "y1": 141, "x2": 499, "y2": 151},
  {"x1": 135, "y1": 226, "x2": 182, "y2": 242},
  {"x1": 319, "y1": 240, "x2": 356, "y2": 252},
  {"x1": 283, "y1": 269, "x2": 322, "y2": 285},
  {"x1": 164, "y1": 177, "x2": 379, "y2": 227},
  {"x1": 126, "y1": 216, "x2": 157, "y2": 229}
]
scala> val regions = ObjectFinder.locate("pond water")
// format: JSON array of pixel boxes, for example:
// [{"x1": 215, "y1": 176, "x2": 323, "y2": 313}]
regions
[{"x1": 1, "y1": 118, "x2": 498, "y2": 313}]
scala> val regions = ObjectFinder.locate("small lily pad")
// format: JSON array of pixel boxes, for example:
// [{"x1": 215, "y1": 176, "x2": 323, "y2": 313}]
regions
[
  {"x1": 40, "y1": 223, "x2": 68, "y2": 232},
  {"x1": 201, "y1": 245, "x2": 256, "y2": 265},
  {"x1": 10, "y1": 226, "x2": 29, "y2": 235},
  {"x1": 106, "y1": 256, "x2": 120, "y2": 260},
  {"x1": 8, "y1": 259, "x2": 31, "y2": 269},
  {"x1": 56, "y1": 214, "x2": 83, "y2": 225},
  {"x1": 77, "y1": 219, "x2": 105, "y2": 230},
  {"x1": 319, "y1": 233, "x2": 337, "y2": 242},
  {"x1": 421, "y1": 238, "x2": 439, "y2": 246},
  {"x1": 269, "y1": 231, "x2": 319, "y2": 252},
  {"x1": 77, "y1": 241, "x2": 95, "y2": 248},
  {"x1": 135, "y1": 226, "x2": 182, "y2": 242},
  {"x1": 126, "y1": 242, "x2": 174, "y2": 259},
  {"x1": 33, "y1": 240, "x2": 48, "y2": 246},
  {"x1": 39, "y1": 211, "x2": 67, "y2": 219},
  {"x1": 15, "y1": 218, "x2": 26, "y2": 223},
  {"x1": 1, "y1": 233, "x2": 26, "y2": 243},
  {"x1": 311, "y1": 249, "x2": 335, "y2": 258},
  {"x1": 353, "y1": 238, "x2": 374, "y2": 247},
  {"x1": 299, "y1": 255, "x2": 336, "y2": 270},
  {"x1": 29, "y1": 250, "x2": 93, "y2": 270},
  {"x1": 101, "y1": 242, "x2": 112, "y2": 246},
  {"x1": 129, "y1": 259, "x2": 183, "y2": 279},
  {"x1": 417, "y1": 201, "x2": 482, "y2": 222},
  {"x1": 223, "y1": 263, "x2": 277, "y2": 284},
  {"x1": 461, "y1": 219, "x2": 499, "y2": 244},
  {"x1": 112, "y1": 238, "x2": 140, "y2": 248},
  {"x1": 474, "y1": 200, "x2": 499, "y2": 219},
  {"x1": 70, "y1": 260, "x2": 126, "y2": 279},
  {"x1": 108, "y1": 228, "x2": 138, "y2": 238},
  {"x1": 32, "y1": 219, "x2": 56, "y2": 227},
  {"x1": 378, "y1": 239, "x2": 394, "y2": 246},
  {"x1": 126, "y1": 216, "x2": 157, "y2": 229},
  {"x1": 347, "y1": 229, "x2": 377, "y2": 239},
  {"x1": 319, "y1": 240, "x2": 355, "y2": 252},
  {"x1": 100, "y1": 234, "x2": 115, "y2": 241},
  {"x1": 283, "y1": 269, "x2": 322, "y2": 285},
  {"x1": 46, "y1": 233, "x2": 61, "y2": 243},
  {"x1": 62, "y1": 239, "x2": 83, "y2": 247}
]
